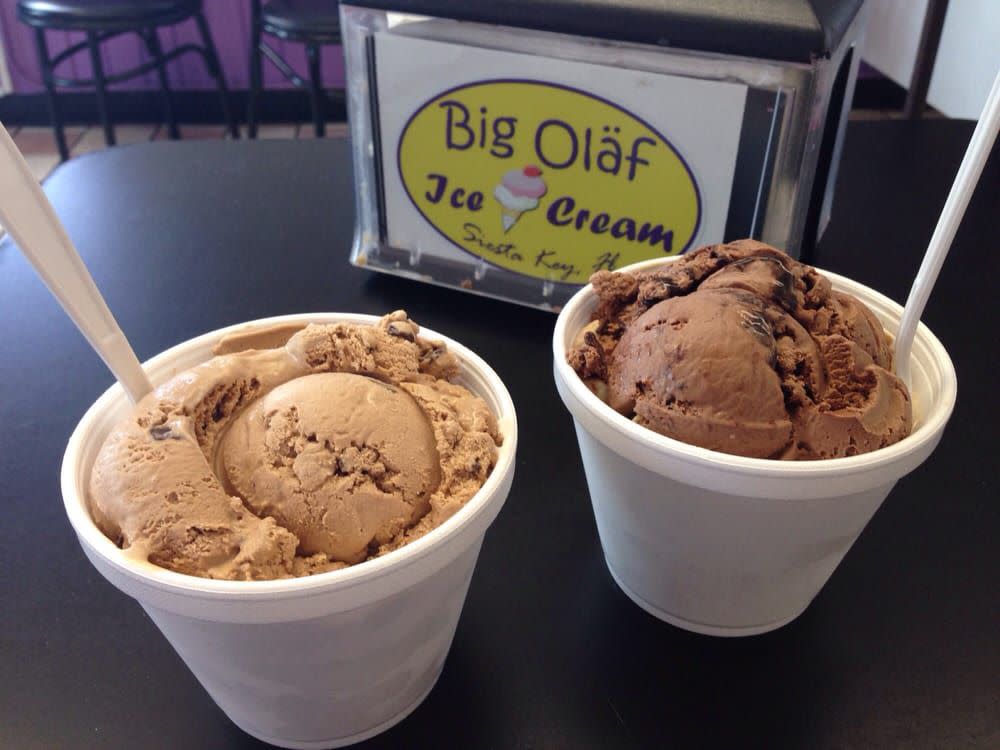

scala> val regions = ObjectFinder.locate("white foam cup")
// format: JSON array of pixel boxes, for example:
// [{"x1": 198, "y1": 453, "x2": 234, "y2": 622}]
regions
[
  {"x1": 553, "y1": 258, "x2": 956, "y2": 637},
  {"x1": 62, "y1": 314, "x2": 517, "y2": 748}
]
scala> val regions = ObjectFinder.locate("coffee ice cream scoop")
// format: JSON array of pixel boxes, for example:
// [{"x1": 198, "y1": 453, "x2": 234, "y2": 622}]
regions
[
  {"x1": 88, "y1": 312, "x2": 502, "y2": 580},
  {"x1": 222, "y1": 373, "x2": 441, "y2": 564}
]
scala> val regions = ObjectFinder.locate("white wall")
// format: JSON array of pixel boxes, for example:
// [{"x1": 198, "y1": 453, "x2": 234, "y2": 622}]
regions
[
  {"x1": 862, "y1": 0, "x2": 1000, "y2": 119},
  {"x1": 926, "y1": 0, "x2": 1000, "y2": 118},
  {"x1": 863, "y1": 0, "x2": 930, "y2": 87}
]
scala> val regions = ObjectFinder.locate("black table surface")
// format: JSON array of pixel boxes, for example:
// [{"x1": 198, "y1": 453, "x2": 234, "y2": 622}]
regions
[{"x1": 1, "y1": 120, "x2": 997, "y2": 749}]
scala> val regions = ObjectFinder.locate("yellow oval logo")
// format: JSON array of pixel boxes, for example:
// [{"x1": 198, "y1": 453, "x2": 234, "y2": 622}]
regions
[{"x1": 397, "y1": 80, "x2": 702, "y2": 284}]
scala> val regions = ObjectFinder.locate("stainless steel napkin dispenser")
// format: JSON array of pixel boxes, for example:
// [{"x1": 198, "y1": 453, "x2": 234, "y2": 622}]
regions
[{"x1": 342, "y1": 0, "x2": 867, "y2": 310}]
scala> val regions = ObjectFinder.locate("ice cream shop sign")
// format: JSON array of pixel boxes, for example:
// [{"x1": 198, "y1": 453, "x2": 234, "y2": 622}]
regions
[
  {"x1": 343, "y1": 1, "x2": 868, "y2": 308},
  {"x1": 398, "y1": 80, "x2": 703, "y2": 281}
]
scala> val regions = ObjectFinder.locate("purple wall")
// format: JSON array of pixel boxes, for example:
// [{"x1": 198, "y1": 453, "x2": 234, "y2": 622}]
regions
[{"x1": 0, "y1": 1, "x2": 344, "y2": 93}]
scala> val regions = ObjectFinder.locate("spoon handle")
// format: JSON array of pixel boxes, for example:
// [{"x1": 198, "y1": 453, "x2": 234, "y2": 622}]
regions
[
  {"x1": 0, "y1": 123, "x2": 152, "y2": 403},
  {"x1": 895, "y1": 71, "x2": 1000, "y2": 385}
]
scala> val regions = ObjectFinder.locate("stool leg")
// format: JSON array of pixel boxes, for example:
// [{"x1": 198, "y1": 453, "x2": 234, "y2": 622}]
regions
[
  {"x1": 142, "y1": 29, "x2": 180, "y2": 140},
  {"x1": 193, "y1": 11, "x2": 239, "y2": 138},
  {"x1": 86, "y1": 32, "x2": 115, "y2": 146},
  {"x1": 33, "y1": 29, "x2": 69, "y2": 161},
  {"x1": 306, "y1": 44, "x2": 325, "y2": 138},
  {"x1": 247, "y1": 4, "x2": 263, "y2": 139}
]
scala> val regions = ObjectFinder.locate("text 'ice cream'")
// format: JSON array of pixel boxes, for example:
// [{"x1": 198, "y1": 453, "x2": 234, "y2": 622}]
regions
[
  {"x1": 567, "y1": 241, "x2": 912, "y2": 459},
  {"x1": 89, "y1": 312, "x2": 502, "y2": 580}
]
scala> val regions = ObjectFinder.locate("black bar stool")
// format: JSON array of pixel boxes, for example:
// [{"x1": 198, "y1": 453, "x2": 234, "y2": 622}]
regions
[
  {"x1": 17, "y1": 0, "x2": 238, "y2": 161},
  {"x1": 247, "y1": 1, "x2": 342, "y2": 138}
]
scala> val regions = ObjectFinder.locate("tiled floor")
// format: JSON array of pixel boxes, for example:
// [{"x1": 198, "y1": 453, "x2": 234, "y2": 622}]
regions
[{"x1": 6, "y1": 121, "x2": 351, "y2": 182}]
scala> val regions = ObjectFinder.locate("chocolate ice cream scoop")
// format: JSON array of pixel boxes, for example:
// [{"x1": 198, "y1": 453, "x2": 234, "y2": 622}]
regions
[
  {"x1": 609, "y1": 289, "x2": 798, "y2": 457},
  {"x1": 569, "y1": 240, "x2": 912, "y2": 459}
]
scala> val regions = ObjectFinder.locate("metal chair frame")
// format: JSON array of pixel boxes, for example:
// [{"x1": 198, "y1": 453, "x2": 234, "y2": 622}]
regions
[
  {"x1": 19, "y1": 1, "x2": 238, "y2": 161},
  {"x1": 247, "y1": 0, "x2": 342, "y2": 139}
]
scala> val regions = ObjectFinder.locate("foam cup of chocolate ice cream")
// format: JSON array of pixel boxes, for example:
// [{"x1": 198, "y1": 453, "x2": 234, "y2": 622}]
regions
[
  {"x1": 61, "y1": 312, "x2": 517, "y2": 748},
  {"x1": 553, "y1": 241, "x2": 956, "y2": 636}
]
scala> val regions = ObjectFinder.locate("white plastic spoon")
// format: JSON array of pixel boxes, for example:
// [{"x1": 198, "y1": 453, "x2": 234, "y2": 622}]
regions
[
  {"x1": 0, "y1": 122, "x2": 153, "y2": 403},
  {"x1": 895, "y1": 70, "x2": 1000, "y2": 386}
]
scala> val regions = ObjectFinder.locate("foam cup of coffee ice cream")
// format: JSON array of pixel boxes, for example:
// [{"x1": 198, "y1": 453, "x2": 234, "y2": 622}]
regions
[
  {"x1": 62, "y1": 312, "x2": 517, "y2": 748},
  {"x1": 553, "y1": 241, "x2": 956, "y2": 635}
]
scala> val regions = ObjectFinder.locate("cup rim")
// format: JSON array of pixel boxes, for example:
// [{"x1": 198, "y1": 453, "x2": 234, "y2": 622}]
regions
[
  {"x1": 553, "y1": 257, "x2": 957, "y2": 478},
  {"x1": 61, "y1": 313, "x2": 518, "y2": 599}
]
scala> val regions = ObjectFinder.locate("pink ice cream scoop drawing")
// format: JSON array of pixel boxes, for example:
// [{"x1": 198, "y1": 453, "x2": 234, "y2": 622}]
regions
[{"x1": 494, "y1": 165, "x2": 547, "y2": 233}]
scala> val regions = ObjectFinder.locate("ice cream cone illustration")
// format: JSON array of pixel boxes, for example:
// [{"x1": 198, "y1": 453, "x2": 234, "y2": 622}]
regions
[
  {"x1": 494, "y1": 165, "x2": 547, "y2": 233},
  {"x1": 501, "y1": 208, "x2": 521, "y2": 233}
]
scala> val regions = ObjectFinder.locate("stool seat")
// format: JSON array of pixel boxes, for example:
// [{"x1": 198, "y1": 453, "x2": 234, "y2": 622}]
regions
[
  {"x1": 262, "y1": 0, "x2": 341, "y2": 42},
  {"x1": 17, "y1": 0, "x2": 198, "y2": 31}
]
